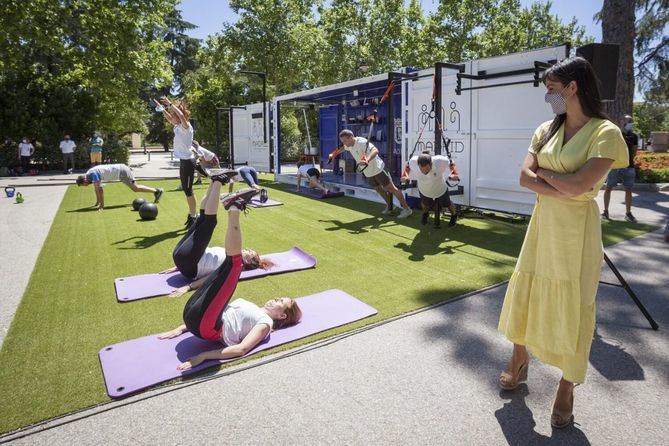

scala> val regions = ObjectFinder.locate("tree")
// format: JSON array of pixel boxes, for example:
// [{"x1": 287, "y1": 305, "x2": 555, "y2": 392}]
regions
[
  {"x1": 599, "y1": 0, "x2": 636, "y2": 124},
  {"x1": 634, "y1": 0, "x2": 669, "y2": 92},
  {"x1": 0, "y1": 0, "x2": 175, "y2": 163}
]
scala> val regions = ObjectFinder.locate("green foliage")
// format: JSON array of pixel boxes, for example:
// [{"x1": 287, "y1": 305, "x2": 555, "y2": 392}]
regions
[
  {"x1": 280, "y1": 111, "x2": 304, "y2": 161},
  {"x1": 637, "y1": 167, "x2": 669, "y2": 182},
  {"x1": 634, "y1": 0, "x2": 669, "y2": 91},
  {"x1": 634, "y1": 101, "x2": 669, "y2": 140},
  {"x1": 0, "y1": 0, "x2": 175, "y2": 156}
]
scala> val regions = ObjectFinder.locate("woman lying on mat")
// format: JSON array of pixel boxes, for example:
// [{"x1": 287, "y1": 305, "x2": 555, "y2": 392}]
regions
[
  {"x1": 158, "y1": 193, "x2": 302, "y2": 369},
  {"x1": 296, "y1": 161, "x2": 329, "y2": 195},
  {"x1": 158, "y1": 175, "x2": 274, "y2": 297}
]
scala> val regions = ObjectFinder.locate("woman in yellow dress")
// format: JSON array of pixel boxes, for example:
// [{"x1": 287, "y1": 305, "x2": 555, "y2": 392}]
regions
[{"x1": 497, "y1": 57, "x2": 628, "y2": 428}]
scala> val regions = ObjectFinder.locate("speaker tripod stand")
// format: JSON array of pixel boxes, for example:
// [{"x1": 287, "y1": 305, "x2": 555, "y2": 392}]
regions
[{"x1": 601, "y1": 252, "x2": 659, "y2": 330}]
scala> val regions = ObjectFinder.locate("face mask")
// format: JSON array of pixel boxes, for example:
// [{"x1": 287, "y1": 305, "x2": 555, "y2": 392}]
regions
[
  {"x1": 623, "y1": 123, "x2": 633, "y2": 132},
  {"x1": 544, "y1": 85, "x2": 569, "y2": 115}
]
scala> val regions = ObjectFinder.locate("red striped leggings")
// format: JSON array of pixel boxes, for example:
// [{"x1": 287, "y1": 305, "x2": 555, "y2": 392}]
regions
[{"x1": 182, "y1": 254, "x2": 243, "y2": 341}]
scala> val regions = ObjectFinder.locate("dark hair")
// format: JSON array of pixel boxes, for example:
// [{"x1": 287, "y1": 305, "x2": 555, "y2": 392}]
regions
[
  {"x1": 339, "y1": 129, "x2": 354, "y2": 138},
  {"x1": 417, "y1": 152, "x2": 432, "y2": 167},
  {"x1": 76, "y1": 175, "x2": 87, "y2": 186},
  {"x1": 534, "y1": 56, "x2": 609, "y2": 152},
  {"x1": 296, "y1": 161, "x2": 304, "y2": 168}
]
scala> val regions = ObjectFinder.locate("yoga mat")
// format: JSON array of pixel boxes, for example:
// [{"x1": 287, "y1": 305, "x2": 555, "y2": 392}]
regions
[
  {"x1": 290, "y1": 188, "x2": 345, "y2": 199},
  {"x1": 114, "y1": 246, "x2": 316, "y2": 302},
  {"x1": 99, "y1": 289, "x2": 377, "y2": 398},
  {"x1": 248, "y1": 198, "x2": 283, "y2": 208}
]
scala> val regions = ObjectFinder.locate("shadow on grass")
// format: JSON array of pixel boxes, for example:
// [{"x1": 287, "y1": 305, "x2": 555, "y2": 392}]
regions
[
  {"x1": 112, "y1": 228, "x2": 186, "y2": 249},
  {"x1": 67, "y1": 204, "x2": 132, "y2": 212}
]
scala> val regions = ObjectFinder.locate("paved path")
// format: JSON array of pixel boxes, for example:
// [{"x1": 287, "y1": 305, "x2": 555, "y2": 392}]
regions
[
  {"x1": 0, "y1": 158, "x2": 667, "y2": 444},
  {"x1": 0, "y1": 153, "x2": 178, "y2": 346}
]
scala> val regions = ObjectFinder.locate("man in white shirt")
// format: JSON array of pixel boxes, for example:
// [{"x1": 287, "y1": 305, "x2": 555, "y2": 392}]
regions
[
  {"x1": 402, "y1": 152, "x2": 458, "y2": 228},
  {"x1": 59, "y1": 134, "x2": 76, "y2": 174},
  {"x1": 18, "y1": 137, "x2": 35, "y2": 175},
  {"x1": 76, "y1": 164, "x2": 164, "y2": 211},
  {"x1": 335, "y1": 129, "x2": 413, "y2": 218}
]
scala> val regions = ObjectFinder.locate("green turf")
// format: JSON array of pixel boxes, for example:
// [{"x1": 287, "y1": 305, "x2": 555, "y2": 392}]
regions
[{"x1": 0, "y1": 176, "x2": 656, "y2": 433}]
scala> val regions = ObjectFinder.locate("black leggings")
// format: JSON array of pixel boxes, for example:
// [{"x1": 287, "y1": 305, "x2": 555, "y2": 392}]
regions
[
  {"x1": 179, "y1": 158, "x2": 196, "y2": 197},
  {"x1": 183, "y1": 254, "x2": 243, "y2": 341},
  {"x1": 172, "y1": 211, "x2": 217, "y2": 279}
]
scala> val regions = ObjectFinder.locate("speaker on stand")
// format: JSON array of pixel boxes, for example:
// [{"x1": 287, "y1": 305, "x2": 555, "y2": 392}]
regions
[{"x1": 576, "y1": 43, "x2": 620, "y2": 101}]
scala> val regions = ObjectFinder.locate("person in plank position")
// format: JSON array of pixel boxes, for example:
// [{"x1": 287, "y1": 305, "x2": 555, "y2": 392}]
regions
[
  {"x1": 333, "y1": 129, "x2": 413, "y2": 218},
  {"x1": 76, "y1": 164, "x2": 163, "y2": 211},
  {"x1": 296, "y1": 161, "x2": 330, "y2": 195},
  {"x1": 158, "y1": 171, "x2": 274, "y2": 297},
  {"x1": 401, "y1": 152, "x2": 458, "y2": 228},
  {"x1": 158, "y1": 188, "x2": 302, "y2": 369}
]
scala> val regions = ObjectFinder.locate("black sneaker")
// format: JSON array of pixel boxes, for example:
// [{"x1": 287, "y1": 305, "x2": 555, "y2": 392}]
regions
[
  {"x1": 154, "y1": 188, "x2": 164, "y2": 203},
  {"x1": 210, "y1": 169, "x2": 238, "y2": 185},
  {"x1": 601, "y1": 210, "x2": 609, "y2": 220},
  {"x1": 448, "y1": 213, "x2": 457, "y2": 227},
  {"x1": 625, "y1": 212, "x2": 637, "y2": 223},
  {"x1": 259, "y1": 188, "x2": 268, "y2": 203},
  {"x1": 194, "y1": 162, "x2": 208, "y2": 177},
  {"x1": 184, "y1": 214, "x2": 197, "y2": 228},
  {"x1": 420, "y1": 212, "x2": 429, "y2": 226},
  {"x1": 221, "y1": 188, "x2": 260, "y2": 211}
]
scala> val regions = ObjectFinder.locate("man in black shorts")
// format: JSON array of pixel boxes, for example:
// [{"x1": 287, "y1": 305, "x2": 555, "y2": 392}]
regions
[
  {"x1": 402, "y1": 152, "x2": 458, "y2": 228},
  {"x1": 296, "y1": 161, "x2": 330, "y2": 195},
  {"x1": 335, "y1": 129, "x2": 412, "y2": 218}
]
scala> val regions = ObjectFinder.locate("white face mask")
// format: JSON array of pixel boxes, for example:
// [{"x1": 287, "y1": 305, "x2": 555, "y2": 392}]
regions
[
  {"x1": 544, "y1": 84, "x2": 569, "y2": 115},
  {"x1": 623, "y1": 123, "x2": 633, "y2": 132}
]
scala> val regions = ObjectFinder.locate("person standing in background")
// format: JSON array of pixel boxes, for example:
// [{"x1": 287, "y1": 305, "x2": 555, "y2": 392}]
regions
[
  {"x1": 60, "y1": 134, "x2": 76, "y2": 174},
  {"x1": 602, "y1": 115, "x2": 639, "y2": 223},
  {"x1": 18, "y1": 137, "x2": 35, "y2": 175},
  {"x1": 89, "y1": 132, "x2": 104, "y2": 166}
]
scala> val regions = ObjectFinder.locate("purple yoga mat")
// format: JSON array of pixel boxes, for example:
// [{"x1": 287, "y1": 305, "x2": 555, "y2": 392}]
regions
[
  {"x1": 99, "y1": 289, "x2": 377, "y2": 398},
  {"x1": 248, "y1": 198, "x2": 283, "y2": 208},
  {"x1": 290, "y1": 188, "x2": 345, "y2": 199},
  {"x1": 114, "y1": 247, "x2": 316, "y2": 302}
]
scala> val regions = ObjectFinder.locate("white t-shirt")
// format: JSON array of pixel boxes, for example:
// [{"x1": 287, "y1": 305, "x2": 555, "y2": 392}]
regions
[
  {"x1": 298, "y1": 164, "x2": 318, "y2": 176},
  {"x1": 221, "y1": 298, "x2": 273, "y2": 346},
  {"x1": 195, "y1": 246, "x2": 226, "y2": 279},
  {"x1": 60, "y1": 140, "x2": 76, "y2": 153},
  {"x1": 344, "y1": 137, "x2": 384, "y2": 177},
  {"x1": 194, "y1": 146, "x2": 216, "y2": 162},
  {"x1": 19, "y1": 143, "x2": 34, "y2": 156},
  {"x1": 408, "y1": 155, "x2": 450, "y2": 199},
  {"x1": 86, "y1": 164, "x2": 124, "y2": 182},
  {"x1": 173, "y1": 123, "x2": 194, "y2": 160}
]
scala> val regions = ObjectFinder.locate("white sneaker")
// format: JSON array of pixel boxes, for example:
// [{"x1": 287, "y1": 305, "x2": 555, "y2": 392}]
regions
[
  {"x1": 397, "y1": 207, "x2": 413, "y2": 219},
  {"x1": 381, "y1": 206, "x2": 393, "y2": 215}
]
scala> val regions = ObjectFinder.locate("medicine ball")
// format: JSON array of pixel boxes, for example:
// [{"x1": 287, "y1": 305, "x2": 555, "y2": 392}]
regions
[
  {"x1": 132, "y1": 197, "x2": 146, "y2": 211},
  {"x1": 139, "y1": 202, "x2": 158, "y2": 220}
]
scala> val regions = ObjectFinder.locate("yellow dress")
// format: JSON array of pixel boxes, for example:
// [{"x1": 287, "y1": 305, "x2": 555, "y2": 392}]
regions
[{"x1": 498, "y1": 118, "x2": 628, "y2": 383}]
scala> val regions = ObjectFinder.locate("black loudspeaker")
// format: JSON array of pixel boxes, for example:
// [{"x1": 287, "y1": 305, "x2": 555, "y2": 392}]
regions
[{"x1": 576, "y1": 43, "x2": 619, "y2": 101}]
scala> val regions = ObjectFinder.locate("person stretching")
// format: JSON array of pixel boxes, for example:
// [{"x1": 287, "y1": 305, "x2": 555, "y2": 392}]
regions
[
  {"x1": 158, "y1": 190, "x2": 302, "y2": 369},
  {"x1": 159, "y1": 172, "x2": 274, "y2": 297},
  {"x1": 401, "y1": 152, "x2": 458, "y2": 228},
  {"x1": 155, "y1": 96, "x2": 198, "y2": 228},
  {"x1": 76, "y1": 164, "x2": 163, "y2": 211}
]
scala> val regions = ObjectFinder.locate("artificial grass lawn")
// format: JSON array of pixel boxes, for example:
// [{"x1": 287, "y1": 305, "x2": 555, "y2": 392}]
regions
[{"x1": 0, "y1": 176, "x2": 656, "y2": 433}]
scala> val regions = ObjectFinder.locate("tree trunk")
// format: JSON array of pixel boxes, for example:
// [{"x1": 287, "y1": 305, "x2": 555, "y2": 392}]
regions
[{"x1": 600, "y1": 0, "x2": 635, "y2": 125}]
